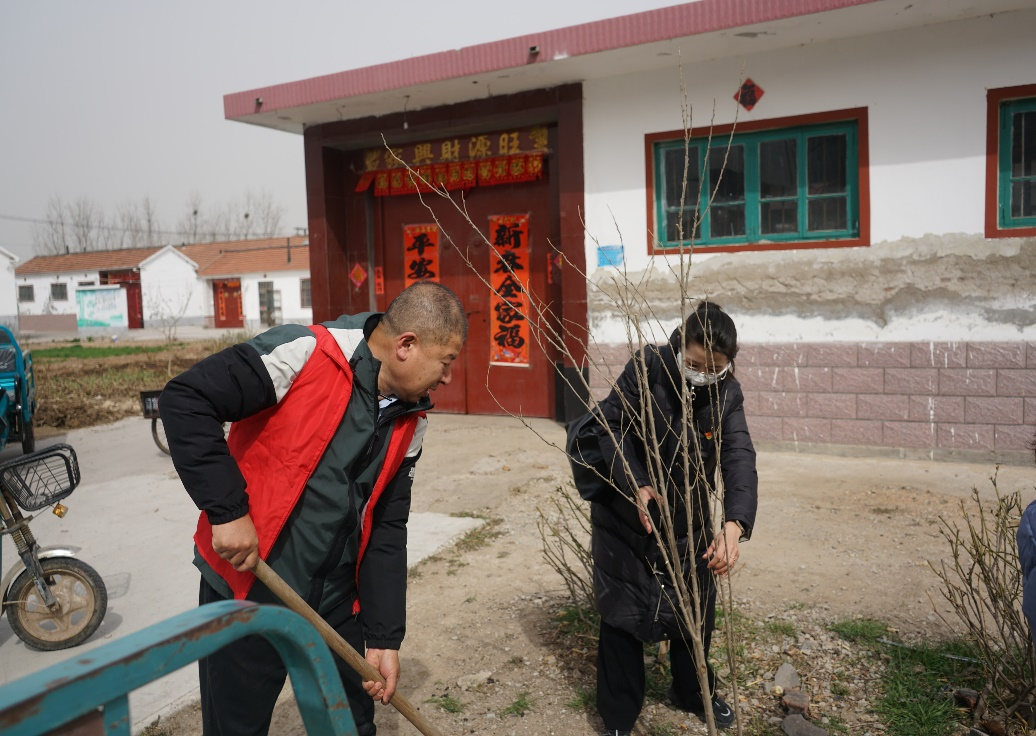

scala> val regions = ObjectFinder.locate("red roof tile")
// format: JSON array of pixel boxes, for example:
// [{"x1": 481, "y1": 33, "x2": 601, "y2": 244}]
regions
[
  {"x1": 13, "y1": 236, "x2": 310, "y2": 278},
  {"x1": 194, "y1": 242, "x2": 306, "y2": 279},
  {"x1": 15, "y1": 247, "x2": 164, "y2": 275}
]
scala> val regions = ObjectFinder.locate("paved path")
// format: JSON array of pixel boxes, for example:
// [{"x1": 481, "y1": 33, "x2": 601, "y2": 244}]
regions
[{"x1": 0, "y1": 417, "x2": 481, "y2": 732}]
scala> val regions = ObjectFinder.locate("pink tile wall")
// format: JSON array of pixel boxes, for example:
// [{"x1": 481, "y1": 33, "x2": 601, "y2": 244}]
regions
[{"x1": 589, "y1": 341, "x2": 1036, "y2": 456}]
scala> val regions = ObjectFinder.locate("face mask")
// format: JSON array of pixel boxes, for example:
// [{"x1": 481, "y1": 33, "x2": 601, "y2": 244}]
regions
[{"x1": 679, "y1": 352, "x2": 730, "y2": 387}]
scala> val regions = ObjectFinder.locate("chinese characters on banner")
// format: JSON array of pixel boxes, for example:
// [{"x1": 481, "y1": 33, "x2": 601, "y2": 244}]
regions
[
  {"x1": 355, "y1": 126, "x2": 548, "y2": 197},
  {"x1": 403, "y1": 224, "x2": 440, "y2": 287},
  {"x1": 488, "y1": 214, "x2": 531, "y2": 366}
]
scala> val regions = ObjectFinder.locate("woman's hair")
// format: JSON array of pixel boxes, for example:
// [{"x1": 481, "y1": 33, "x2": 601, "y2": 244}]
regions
[{"x1": 683, "y1": 301, "x2": 739, "y2": 365}]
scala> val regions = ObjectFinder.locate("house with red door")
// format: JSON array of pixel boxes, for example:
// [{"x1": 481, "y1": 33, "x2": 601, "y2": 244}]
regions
[
  {"x1": 13, "y1": 236, "x2": 310, "y2": 333},
  {"x1": 225, "y1": 0, "x2": 1036, "y2": 461},
  {"x1": 1, "y1": 246, "x2": 19, "y2": 331}
]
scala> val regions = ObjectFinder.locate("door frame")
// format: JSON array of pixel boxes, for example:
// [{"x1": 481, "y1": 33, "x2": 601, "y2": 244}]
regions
[{"x1": 302, "y1": 84, "x2": 589, "y2": 420}]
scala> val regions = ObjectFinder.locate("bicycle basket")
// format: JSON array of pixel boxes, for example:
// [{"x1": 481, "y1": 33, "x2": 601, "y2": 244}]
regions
[{"x1": 0, "y1": 444, "x2": 81, "y2": 512}]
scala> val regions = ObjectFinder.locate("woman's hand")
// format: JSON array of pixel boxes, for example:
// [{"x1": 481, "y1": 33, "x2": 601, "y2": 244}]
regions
[
  {"x1": 704, "y1": 521, "x2": 742, "y2": 577},
  {"x1": 636, "y1": 485, "x2": 662, "y2": 533}
]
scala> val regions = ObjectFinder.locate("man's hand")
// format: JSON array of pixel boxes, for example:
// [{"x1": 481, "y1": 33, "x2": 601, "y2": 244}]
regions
[
  {"x1": 363, "y1": 648, "x2": 400, "y2": 705},
  {"x1": 212, "y1": 514, "x2": 259, "y2": 572},
  {"x1": 637, "y1": 485, "x2": 662, "y2": 534},
  {"x1": 704, "y1": 520, "x2": 742, "y2": 577}
]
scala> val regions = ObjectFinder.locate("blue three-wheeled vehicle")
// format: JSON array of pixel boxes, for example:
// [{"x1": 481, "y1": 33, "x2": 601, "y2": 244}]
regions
[{"x1": 0, "y1": 325, "x2": 36, "y2": 455}]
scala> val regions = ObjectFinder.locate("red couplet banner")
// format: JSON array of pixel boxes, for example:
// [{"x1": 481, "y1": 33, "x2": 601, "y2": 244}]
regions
[
  {"x1": 488, "y1": 214, "x2": 531, "y2": 366},
  {"x1": 402, "y1": 224, "x2": 440, "y2": 287}
]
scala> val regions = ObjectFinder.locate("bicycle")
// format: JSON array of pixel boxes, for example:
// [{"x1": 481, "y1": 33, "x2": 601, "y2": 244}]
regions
[{"x1": 141, "y1": 391, "x2": 230, "y2": 456}]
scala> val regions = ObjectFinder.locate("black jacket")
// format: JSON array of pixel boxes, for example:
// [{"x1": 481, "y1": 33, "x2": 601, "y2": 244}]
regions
[
  {"x1": 591, "y1": 329, "x2": 758, "y2": 641},
  {"x1": 162, "y1": 315, "x2": 429, "y2": 649}
]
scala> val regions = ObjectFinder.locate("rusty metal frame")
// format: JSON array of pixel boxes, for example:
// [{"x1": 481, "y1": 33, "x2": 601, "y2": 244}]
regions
[{"x1": 0, "y1": 600, "x2": 358, "y2": 736}]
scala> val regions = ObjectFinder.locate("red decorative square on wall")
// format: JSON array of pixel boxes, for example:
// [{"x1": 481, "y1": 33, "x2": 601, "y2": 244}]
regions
[
  {"x1": 349, "y1": 263, "x2": 368, "y2": 289},
  {"x1": 734, "y1": 79, "x2": 764, "y2": 111}
]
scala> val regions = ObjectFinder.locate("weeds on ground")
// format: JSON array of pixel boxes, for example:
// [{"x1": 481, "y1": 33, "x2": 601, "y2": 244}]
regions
[
  {"x1": 875, "y1": 638, "x2": 982, "y2": 736},
  {"x1": 829, "y1": 618, "x2": 981, "y2": 736},
  {"x1": 566, "y1": 684, "x2": 596, "y2": 712},
  {"x1": 425, "y1": 694, "x2": 464, "y2": 713},
  {"x1": 553, "y1": 603, "x2": 600, "y2": 650},
  {"x1": 764, "y1": 620, "x2": 797, "y2": 638},
  {"x1": 450, "y1": 514, "x2": 503, "y2": 552},
  {"x1": 32, "y1": 344, "x2": 183, "y2": 360},
  {"x1": 500, "y1": 691, "x2": 533, "y2": 717},
  {"x1": 829, "y1": 618, "x2": 888, "y2": 644},
  {"x1": 139, "y1": 718, "x2": 170, "y2": 736},
  {"x1": 826, "y1": 715, "x2": 850, "y2": 734},
  {"x1": 205, "y1": 330, "x2": 253, "y2": 354}
]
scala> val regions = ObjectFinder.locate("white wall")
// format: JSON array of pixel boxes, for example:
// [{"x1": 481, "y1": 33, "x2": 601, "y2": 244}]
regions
[
  {"x1": 582, "y1": 9, "x2": 1035, "y2": 272},
  {"x1": 140, "y1": 250, "x2": 208, "y2": 328},
  {"x1": 580, "y1": 9, "x2": 1036, "y2": 343},
  {"x1": 0, "y1": 255, "x2": 17, "y2": 328},
  {"x1": 15, "y1": 271, "x2": 98, "y2": 316},
  {"x1": 239, "y1": 272, "x2": 312, "y2": 329}
]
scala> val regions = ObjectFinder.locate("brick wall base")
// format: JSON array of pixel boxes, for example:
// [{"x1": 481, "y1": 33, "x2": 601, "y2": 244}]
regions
[
  {"x1": 18, "y1": 313, "x2": 78, "y2": 332},
  {"x1": 589, "y1": 341, "x2": 1036, "y2": 465}
]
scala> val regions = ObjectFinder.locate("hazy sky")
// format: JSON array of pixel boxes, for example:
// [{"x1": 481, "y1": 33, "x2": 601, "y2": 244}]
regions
[{"x1": 0, "y1": 1, "x2": 681, "y2": 262}]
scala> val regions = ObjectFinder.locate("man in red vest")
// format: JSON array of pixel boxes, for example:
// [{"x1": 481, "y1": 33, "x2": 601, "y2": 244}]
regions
[{"x1": 161, "y1": 281, "x2": 467, "y2": 736}]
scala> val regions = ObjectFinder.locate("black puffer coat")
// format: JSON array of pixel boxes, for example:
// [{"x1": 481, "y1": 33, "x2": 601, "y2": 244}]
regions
[{"x1": 592, "y1": 329, "x2": 758, "y2": 642}]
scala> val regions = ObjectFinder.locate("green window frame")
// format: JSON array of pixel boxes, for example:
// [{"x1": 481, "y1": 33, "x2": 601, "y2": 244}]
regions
[
  {"x1": 654, "y1": 121, "x2": 859, "y2": 248},
  {"x1": 998, "y1": 97, "x2": 1036, "y2": 229}
]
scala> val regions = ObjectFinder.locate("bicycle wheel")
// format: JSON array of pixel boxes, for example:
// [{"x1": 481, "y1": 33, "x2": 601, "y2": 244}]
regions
[
  {"x1": 6, "y1": 557, "x2": 108, "y2": 651},
  {"x1": 152, "y1": 417, "x2": 170, "y2": 455}
]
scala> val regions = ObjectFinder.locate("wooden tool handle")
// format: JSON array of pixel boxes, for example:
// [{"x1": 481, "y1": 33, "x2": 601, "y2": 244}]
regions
[{"x1": 254, "y1": 559, "x2": 445, "y2": 736}]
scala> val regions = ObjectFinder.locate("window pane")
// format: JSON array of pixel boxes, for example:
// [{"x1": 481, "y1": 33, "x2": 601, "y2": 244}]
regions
[
  {"x1": 1011, "y1": 110, "x2": 1036, "y2": 178},
  {"x1": 709, "y1": 145, "x2": 745, "y2": 204},
  {"x1": 664, "y1": 147, "x2": 700, "y2": 209},
  {"x1": 808, "y1": 135, "x2": 847, "y2": 195},
  {"x1": 1011, "y1": 181, "x2": 1036, "y2": 218},
  {"x1": 51, "y1": 283, "x2": 68, "y2": 301},
  {"x1": 665, "y1": 210, "x2": 700, "y2": 242},
  {"x1": 808, "y1": 198, "x2": 848, "y2": 232},
  {"x1": 709, "y1": 204, "x2": 746, "y2": 238},
  {"x1": 760, "y1": 139, "x2": 797, "y2": 199},
  {"x1": 761, "y1": 201, "x2": 798, "y2": 235},
  {"x1": 18, "y1": 286, "x2": 33, "y2": 302}
]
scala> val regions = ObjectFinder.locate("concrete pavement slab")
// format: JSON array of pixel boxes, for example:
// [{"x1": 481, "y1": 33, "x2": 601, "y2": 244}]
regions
[{"x1": 0, "y1": 416, "x2": 482, "y2": 732}]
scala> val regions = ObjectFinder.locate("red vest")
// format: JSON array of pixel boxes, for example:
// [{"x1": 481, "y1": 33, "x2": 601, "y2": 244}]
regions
[{"x1": 194, "y1": 324, "x2": 420, "y2": 603}]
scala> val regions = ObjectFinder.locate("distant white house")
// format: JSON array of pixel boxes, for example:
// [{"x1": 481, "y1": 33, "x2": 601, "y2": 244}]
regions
[
  {"x1": 0, "y1": 246, "x2": 18, "y2": 330},
  {"x1": 13, "y1": 236, "x2": 309, "y2": 334}
]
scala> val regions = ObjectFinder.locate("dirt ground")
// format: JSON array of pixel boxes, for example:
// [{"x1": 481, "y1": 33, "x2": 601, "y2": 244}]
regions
[
  {"x1": 147, "y1": 414, "x2": 1034, "y2": 736},
  {"x1": 28, "y1": 341, "x2": 1036, "y2": 735}
]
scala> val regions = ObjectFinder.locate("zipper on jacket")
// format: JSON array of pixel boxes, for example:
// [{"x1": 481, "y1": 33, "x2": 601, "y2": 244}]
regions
[
  {"x1": 306, "y1": 401, "x2": 427, "y2": 611},
  {"x1": 652, "y1": 565, "x2": 666, "y2": 624}
]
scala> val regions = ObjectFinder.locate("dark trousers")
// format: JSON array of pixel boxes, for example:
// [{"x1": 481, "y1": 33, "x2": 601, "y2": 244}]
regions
[
  {"x1": 597, "y1": 567, "x2": 717, "y2": 731},
  {"x1": 198, "y1": 578, "x2": 376, "y2": 736}
]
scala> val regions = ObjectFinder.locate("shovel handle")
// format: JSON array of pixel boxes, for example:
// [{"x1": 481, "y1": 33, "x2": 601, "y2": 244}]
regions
[{"x1": 254, "y1": 559, "x2": 445, "y2": 736}]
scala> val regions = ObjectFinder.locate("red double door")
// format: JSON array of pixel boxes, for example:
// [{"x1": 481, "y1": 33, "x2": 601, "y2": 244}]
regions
[
  {"x1": 212, "y1": 280, "x2": 244, "y2": 329},
  {"x1": 375, "y1": 179, "x2": 556, "y2": 417}
]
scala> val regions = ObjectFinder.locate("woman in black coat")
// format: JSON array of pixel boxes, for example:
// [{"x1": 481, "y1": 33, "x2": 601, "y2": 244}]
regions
[{"x1": 593, "y1": 302, "x2": 758, "y2": 735}]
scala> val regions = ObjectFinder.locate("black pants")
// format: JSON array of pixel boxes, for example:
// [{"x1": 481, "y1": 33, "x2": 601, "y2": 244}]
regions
[
  {"x1": 596, "y1": 567, "x2": 717, "y2": 731},
  {"x1": 198, "y1": 578, "x2": 376, "y2": 736}
]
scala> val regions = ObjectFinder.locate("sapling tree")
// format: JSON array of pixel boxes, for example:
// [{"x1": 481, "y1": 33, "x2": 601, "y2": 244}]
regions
[{"x1": 387, "y1": 75, "x2": 750, "y2": 735}]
